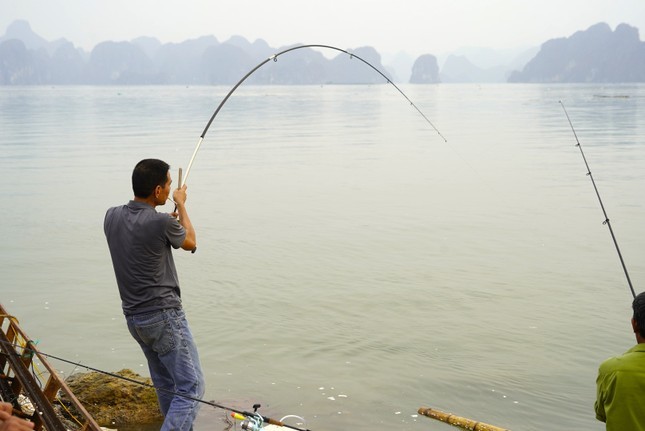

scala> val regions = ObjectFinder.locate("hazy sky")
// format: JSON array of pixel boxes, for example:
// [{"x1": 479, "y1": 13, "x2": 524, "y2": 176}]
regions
[{"x1": 1, "y1": 0, "x2": 644, "y2": 57}]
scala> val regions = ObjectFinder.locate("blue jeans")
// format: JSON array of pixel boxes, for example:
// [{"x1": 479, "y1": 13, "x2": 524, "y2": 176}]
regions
[{"x1": 126, "y1": 308, "x2": 205, "y2": 431}]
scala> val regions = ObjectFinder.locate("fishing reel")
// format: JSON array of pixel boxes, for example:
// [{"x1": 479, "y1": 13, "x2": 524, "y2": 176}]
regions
[
  {"x1": 237, "y1": 414, "x2": 263, "y2": 431},
  {"x1": 231, "y1": 403, "x2": 308, "y2": 431},
  {"x1": 231, "y1": 404, "x2": 264, "y2": 431}
]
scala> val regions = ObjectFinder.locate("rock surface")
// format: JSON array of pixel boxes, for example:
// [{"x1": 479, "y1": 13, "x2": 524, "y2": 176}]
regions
[{"x1": 61, "y1": 369, "x2": 163, "y2": 428}]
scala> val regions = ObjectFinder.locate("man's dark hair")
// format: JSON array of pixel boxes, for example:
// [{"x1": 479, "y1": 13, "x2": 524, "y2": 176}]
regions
[
  {"x1": 633, "y1": 291, "x2": 645, "y2": 338},
  {"x1": 132, "y1": 159, "x2": 170, "y2": 198}
]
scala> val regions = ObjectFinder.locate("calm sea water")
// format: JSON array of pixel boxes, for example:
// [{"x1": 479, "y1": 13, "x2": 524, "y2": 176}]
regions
[{"x1": 1, "y1": 83, "x2": 644, "y2": 431}]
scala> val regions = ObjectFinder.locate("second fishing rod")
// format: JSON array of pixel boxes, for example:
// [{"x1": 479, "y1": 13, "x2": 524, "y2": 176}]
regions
[{"x1": 560, "y1": 101, "x2": 636, "y2": 299}]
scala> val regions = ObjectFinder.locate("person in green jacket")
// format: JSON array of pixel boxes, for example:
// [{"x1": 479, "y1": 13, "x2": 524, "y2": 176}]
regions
[{"x1": 595, "y1": 291, "x2": 645, "y2": 430}]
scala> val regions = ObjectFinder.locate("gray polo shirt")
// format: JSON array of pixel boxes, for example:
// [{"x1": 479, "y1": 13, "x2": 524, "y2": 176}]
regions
[{"x1": 104, "y1": 200, "x2": 186, "y2": 315}]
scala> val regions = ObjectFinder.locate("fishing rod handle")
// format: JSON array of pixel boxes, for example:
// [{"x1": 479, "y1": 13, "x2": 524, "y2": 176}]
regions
[{"x1": 265, "y1": 417, "x2": 284, "y2": 426}]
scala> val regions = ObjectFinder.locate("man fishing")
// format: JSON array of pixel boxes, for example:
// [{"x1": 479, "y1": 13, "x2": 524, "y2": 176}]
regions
[
  {"x1": 595, "y1": 291, "x2": 645, "y2": 430},
  {"x1": 104, "y1": 158, "x2": 204, "y2": 431}
]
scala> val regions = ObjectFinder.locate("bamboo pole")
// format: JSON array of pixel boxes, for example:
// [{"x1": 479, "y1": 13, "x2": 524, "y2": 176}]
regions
[{"x1": 418, "y1": 407, "x2": 510, "y2": 431}]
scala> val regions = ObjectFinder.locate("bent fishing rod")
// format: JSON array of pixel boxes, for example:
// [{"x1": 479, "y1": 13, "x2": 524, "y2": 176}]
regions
[
  {"x1": 0, "y1": 339, "x2": 311, "y2": 431},
  {"x1": 559, "y1": 101, "x2": 636, "y2": 298},
  {"x1": 181, "y1": 43, "x2": 447, "y2": 186}
]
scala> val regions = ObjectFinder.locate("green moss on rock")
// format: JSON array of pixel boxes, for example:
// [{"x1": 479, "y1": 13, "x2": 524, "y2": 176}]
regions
[{"x1": 62, "y1": 369, "x2": 163, "y2": 427}]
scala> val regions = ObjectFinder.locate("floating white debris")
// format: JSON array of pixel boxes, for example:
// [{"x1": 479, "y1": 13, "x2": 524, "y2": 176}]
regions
[
  {"x1": 411, "y1": 414, "x2": 418, "y2": 418},
  {"x1": 18, "y1": 395, "x2": 35, "y2": 415},
  {"x1": 394, "y1": 411, "x2": 401, "y2": 415},
  {"x1": 327, "y1": 397, "x2": 335, "y2": 401},
  {"x1": 338, "y1": 394, "x2": 348, "y2": 398},
  {"x1": 318, "y1": 387, "x2": 325, "y2": 390}
]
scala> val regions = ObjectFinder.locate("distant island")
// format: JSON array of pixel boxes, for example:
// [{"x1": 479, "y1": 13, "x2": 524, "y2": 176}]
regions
[
  {"x1": 0, "y1": 20, "x2": 643, "y2": 85},
  {"x1": 509, "y1": 22, "x2": 645, "y2": 83}
]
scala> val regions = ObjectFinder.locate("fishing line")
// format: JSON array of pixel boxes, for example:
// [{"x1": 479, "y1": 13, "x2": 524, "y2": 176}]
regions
[
  {"x1": 0, "y1": 340, "x2": 311, "y2": 431},
  {"x1": 181, "y1": 43, "x2": 447, "y2": 185},
  {"x1": 559, "y1": 101, "x2": 636, "y2": 298}
]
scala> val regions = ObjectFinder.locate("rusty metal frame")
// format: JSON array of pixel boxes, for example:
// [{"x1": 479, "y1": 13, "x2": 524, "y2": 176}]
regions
[{"x1": 0, "y1": 303, "x2": 102, "y2": 431}]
